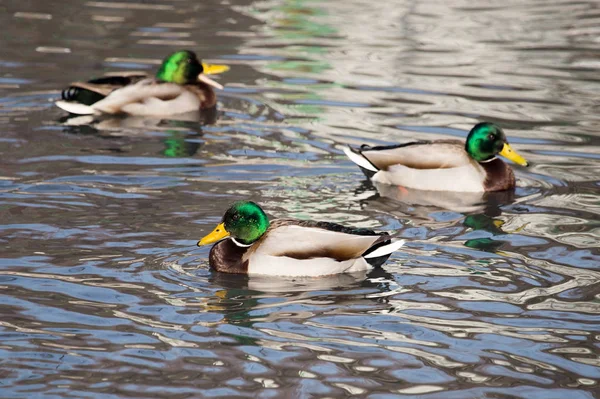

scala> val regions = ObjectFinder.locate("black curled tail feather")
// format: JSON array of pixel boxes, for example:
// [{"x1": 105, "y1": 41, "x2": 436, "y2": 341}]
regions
[
  {"x1": 362, "y1": 232, "x2": 404, "y2": 268},
  {"x1": 61, "y1": 86, "x2": 83, "y2": 101},
  {"x1": 344, "y1": 145, "x2": 379, "y2": 179},
  {"x1": 61, "y1": 86, "x2": 105, "y2": 106},
  {"x1": 363, "y1": 235, "x2": 392, "y2": 268},
  {"x1": 361, "y1": 233, "x2": 390, "y2": 255}
]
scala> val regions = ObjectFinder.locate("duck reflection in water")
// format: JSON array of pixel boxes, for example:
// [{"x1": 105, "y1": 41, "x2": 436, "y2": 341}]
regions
[
  {"x1": 353, "y1": 181, "x2": 515, "y2": 253},
  {"x1": 57, "y1": 110, "x2": 217, "y2": 158},
  {"x1": 463, "y1": 213, "x2": 509, "y2": 252},
  {"x1": 355, "y1": 180, "x2": 515, "y2": 222},
  {"x1": 203, "y1": 267, "x2": 400, "y2": 328},
  {"x1": 209, "y1": 266, "x2": 396, "y2": 293}
]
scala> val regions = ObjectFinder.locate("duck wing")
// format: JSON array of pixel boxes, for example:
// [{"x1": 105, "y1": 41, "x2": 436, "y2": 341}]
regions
[
  {"x1": 58, "y1": 78, "x2": 200, "y2": 115},
  {"x1": 345, "y1": 140, "x2": 471, "y2": 172},
  {"x1": 240, "y1": 219, "x2": 404, "y2": 276},
  {"x1": 61, "y1": 73, "x2": 149, "y2": 105},
  {"x1": 93, "y1": 79, "x2": 186, "y2": 114},
  {"x1": 345, "y1": 140, "x2": 490, "y2": 192},
  {"x1": 248, "y1": 219, "x2": 400, "y2": 260}
]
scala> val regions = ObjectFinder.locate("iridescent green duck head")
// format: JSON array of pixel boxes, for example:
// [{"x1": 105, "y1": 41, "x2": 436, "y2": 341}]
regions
[
  {"x1": 198, "y1": 201, "x2": 270, "y2": 246},
  {"x1": 156, "y1": 50, "x2": 229, "y2": 88},
  {"x1": 156, "y1": 50, "x2": 203, "y2": 84},
  {"x1": 465, "y1": 122, "x2": 529, "y2": 166}
]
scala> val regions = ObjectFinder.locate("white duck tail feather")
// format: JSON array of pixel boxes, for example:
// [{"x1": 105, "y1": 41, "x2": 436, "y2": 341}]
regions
[
  {"x1": 343, "y1": 146, "x2": 378, "y2": 172},
  {"x1": 363, "y1": 239, "x2": 405, "y2": 259},
  {"x1": 55, "y1": 100, "x2": 97, "y2": 115}
]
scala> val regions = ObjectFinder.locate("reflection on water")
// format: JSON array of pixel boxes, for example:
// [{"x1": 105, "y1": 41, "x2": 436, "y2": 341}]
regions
[
  {"x1": 59, "y1": 113, "x2": 213, "y2": 158},
  {"x1": 1, "y1": 0, "x2": 599, "y2": 397}
]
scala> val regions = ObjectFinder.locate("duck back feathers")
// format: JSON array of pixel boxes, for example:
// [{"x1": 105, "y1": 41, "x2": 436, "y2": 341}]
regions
[
  {"x1": 355, "y1": 140, "x2": 471, "y2": 170},
  {"x1": 61, "y1": 74, "x2": 148, "y2": 105}
]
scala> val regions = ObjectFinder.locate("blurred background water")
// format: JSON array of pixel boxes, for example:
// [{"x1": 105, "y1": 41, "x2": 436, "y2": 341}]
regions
[{"x1": 1, "y1": 0, "x2": 599, "y2": 397}]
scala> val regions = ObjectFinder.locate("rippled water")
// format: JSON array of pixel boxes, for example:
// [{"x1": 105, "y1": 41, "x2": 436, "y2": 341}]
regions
[{"x1": 1, "y1": 0, "x2": 599, "y2": 397}]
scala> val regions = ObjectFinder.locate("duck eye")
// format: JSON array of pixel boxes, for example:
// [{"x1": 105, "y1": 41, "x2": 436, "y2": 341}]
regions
[{"x1": 488, "y1": 134, "x2": 495, "y2": 141}]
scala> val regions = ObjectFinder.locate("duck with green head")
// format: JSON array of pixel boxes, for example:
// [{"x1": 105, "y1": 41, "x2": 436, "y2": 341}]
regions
[
  {"x1": 56, "y1": 50, "x2": 229, "y2": 116},
  {"x1": 197, "y1": 201, "x2": 405, "y2": 276},
  {"x1": 344, "y1": 122, "x2": 529, "y2": 192}
]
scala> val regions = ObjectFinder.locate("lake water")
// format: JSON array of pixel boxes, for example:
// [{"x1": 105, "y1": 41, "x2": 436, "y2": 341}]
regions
[{"x1": 1, "y1": 0, "x2": 599, "y2": 397}]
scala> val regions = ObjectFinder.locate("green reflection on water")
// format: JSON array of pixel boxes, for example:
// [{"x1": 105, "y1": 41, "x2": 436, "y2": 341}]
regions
[
  {"x1": 163, "y1": 130, "x2": 201, "y2": 158},
  {"x1": 253, "y1": 0, "x2": 342, "y2": 117},
  {"x1": 267, "y1": 60, "x2": 331, "y2": 74},
  {"x1": 260, "y1": 0, "x2": 336, "y2": 39},
  {"x1": 464, "y1": 214, "x2": 507, "y2": 252}
]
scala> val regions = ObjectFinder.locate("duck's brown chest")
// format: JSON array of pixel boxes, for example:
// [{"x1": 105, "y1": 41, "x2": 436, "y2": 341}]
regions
[
  {"x1": 482, "y1": 159, "x2": 515, "y2": 191},
  {"x1": 209, "y1": 239, "x2": 249, "y2": 274}
]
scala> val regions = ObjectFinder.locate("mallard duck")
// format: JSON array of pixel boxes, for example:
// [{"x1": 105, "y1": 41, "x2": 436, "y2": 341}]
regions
[
  {"x1": 55, "y1": 50, "x2": 229, "y2": 116},
  {"x1": 343, "y1": 122, "x2": 529, "y2": 192},
  {"x1": 197, "y1": 201, "x2": 405, "y2": 276}
]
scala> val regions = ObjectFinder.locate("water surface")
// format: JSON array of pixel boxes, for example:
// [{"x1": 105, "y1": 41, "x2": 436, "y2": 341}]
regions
[{"x1": 1, "y1": 0, "x2": 599, "y2": 397}]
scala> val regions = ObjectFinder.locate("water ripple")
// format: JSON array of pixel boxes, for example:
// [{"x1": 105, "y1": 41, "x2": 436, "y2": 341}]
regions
[{"x1": 0, "y1": 0, "x2": 599, "y2": 397}]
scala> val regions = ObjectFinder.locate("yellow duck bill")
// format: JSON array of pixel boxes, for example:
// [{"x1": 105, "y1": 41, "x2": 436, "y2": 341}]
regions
[
  {"x1": 198, "y1": 223, "x2": 230, "y2": 246},
  {"x1": 201, "y1": 63, "x2": 230, "y2": 75},
  {"x1": 499, "y1": 143, "x2": 528, "y2": 166},
  {"x1": 198, "y1": 63, "x2": 230, "y2": 90}
]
